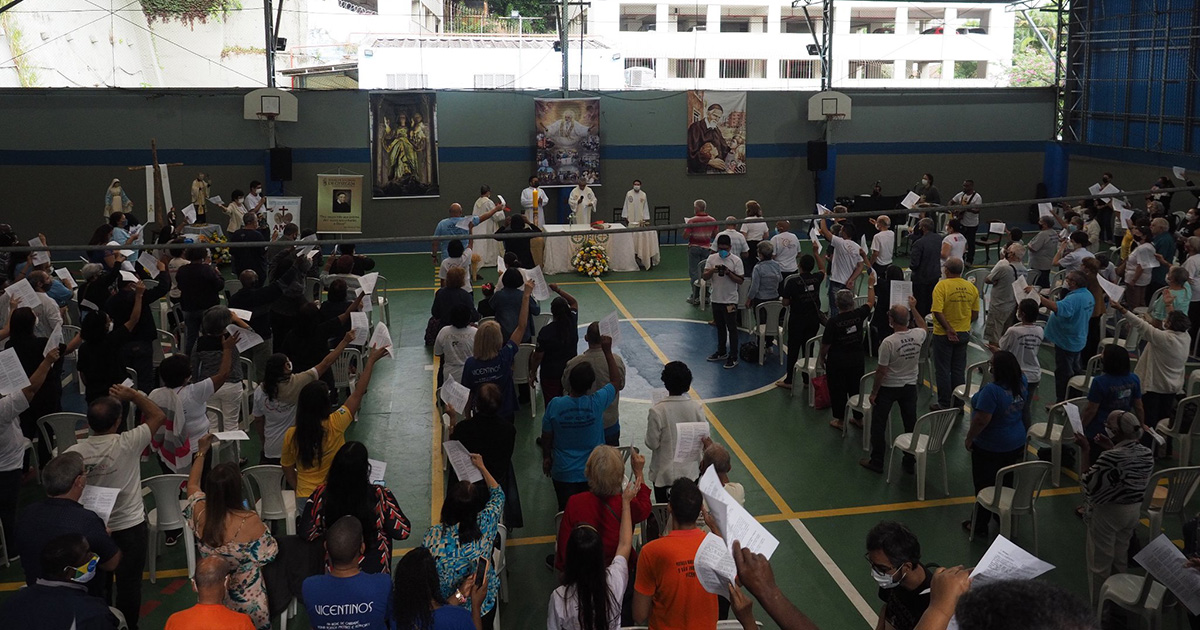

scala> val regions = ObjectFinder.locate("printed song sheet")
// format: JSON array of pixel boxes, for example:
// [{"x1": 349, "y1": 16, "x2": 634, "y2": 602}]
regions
[
  {"x1": 969, "y1": 535, "x2": 1055, "y2": 586},
  {"x1": 1133, "y1": 534, "x2": 1200, "y2": 615},
  {"x1": 694, "y1": 533, "x2": 738, "y2": 595},
  {"x1": 673, "y1": 422, "x2": 710, "y2": 462},
  {"x1": 443, "y1": 440, "x2": 483, "y2": 483}
]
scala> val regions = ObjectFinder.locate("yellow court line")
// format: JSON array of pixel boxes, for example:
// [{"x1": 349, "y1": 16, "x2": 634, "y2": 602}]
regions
[
  {"x1": 506, "y1": 534, "x2": 557, "y2": 547},
  {"x1": 593, "y1": 278, "x2": 792, "y2": 515},
  {"x1": 382, "y1": 277, "x2": 690, "y2": 292},
  {"x1": 431, "y1": 356, "x2": 444, "y2": 525}
]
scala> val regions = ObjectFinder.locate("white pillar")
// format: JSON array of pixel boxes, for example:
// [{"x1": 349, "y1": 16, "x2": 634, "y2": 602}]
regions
[
  {"x1": 707, "y1": 3, "x2": 721, "y2": 31},
  {"x1": 766, "y1": 4, "x2": 780, "y2": 34},
  {"x1": 894, "y1": 5, "x2": 908, "y2": 35}
]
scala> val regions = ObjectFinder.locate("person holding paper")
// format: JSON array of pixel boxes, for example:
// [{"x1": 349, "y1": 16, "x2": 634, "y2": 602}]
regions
[
  {"x1": 192, "y1": 306, "x2": 249, "y2": 437},
  {"x1": 740, "y1": 200, "x2": 769, "y2": 276},
  {"x1": 549, "y1": 480, "x2": 639, "y2": 630},
  {"x1": 280, "y1": 295, "x2": 364, "y2": 394},
  {"x1": 1150, "y1": 217, "x2": 1177, "y2": 295},
  {"x1": 912, "y1": 173, "x2": 941, "y2": 207},
  {"x1": 471, "y1": 185, "x2": 505, "y2": 270},
  {"x1": 78, "y1": 279, "x2": 143, "y2": 401},
  {"x1": 149, "y1": 332, "x2": 237, "y2": 474},
  {"x1": 554, "y1": 446, "x2": 651, "y2": 572},
  {"x1": 434, "y1": 304, "x2": 479, "y2": 387},
  {"x1": 20, "y1": 269, "x2": 64, "y2": 341},
  {"x1": 1033, "y1": 270, "x2": 1094, "y2": 402},
  {"x1": 1058, "y1": 345, "x2": 1144, "y2": 469},
  {"x1": 68, "y1": 384, "x2": 168, "y2": 630},
  {"x1": 104, "y1": 254, "x2": 171, "y2": 391},
  {"x1": 939, "y1": 219, "x2": 967, "y2": 264},
  {"x1": 869, "y1": 215, "x2": 896, "y2": 278},
  {"x1": 769, "y1": 219, "x2": 800, "y2": 275},
  {"x1": 461, "y1": 281, "x2": 534, "y2": 423},
  {"x1": 865, "y1": 521, "x2": 938, "y2": 630},
  {"x1": 1182, "y1": 236, "x2": 1200, "y2": 341},
  {"x1": 490, "y1": 268, "x2": 540, "y2": 343},
  {"x1": 448, "y1": 383, "x2": 520, "y2": 527},
  {"x1": 438, "y1": 240, "x2": 474, "y2": 293},
  {"x1": 930, "y1": 258, "x2": 979, "y2": 410},
  {"x1": 862, "y1": 296, "x2": 928, "y2": 474},
  {"x1": 433, "y1": 201, "x2": 501, "y2": 263},
  {"x1": 1052, "y1": 231, "x2": 1094, "y2": 272},
  {"x1": 281, "y1": 345, "x2": 387, "y2": 500},
  {"x1": 684, "y1": 200, "x2": 720, "y2": 305},
  {"x1": 1111, "y1": 298, "x2": 1190, "y2": 431},
  {"x1": 962, "y1": 351, "x2": 1028, "y2": 536},
  {"x1": 0, "y1": 345, "x2": 60, "y2": 558},
  {"x1": 1026, "y1": 215, "x2": 1059, "y2": 288},
  {"x1": 15, "y1": 452, "x2": 122, "y2": 593},
  {"x1": 908, "y1": 219, "x2": 942, "y2": 318},
  {"x1": 543, "y1": 334, "x2": 623, "y2": 509},
  {"x1": 777, "y1": 253, "x2": 826, "y2": 389},
  {"x1": 645, "y1": 361, "x2": 707, "y2": 501},
  {"x1": 1118, "y1": 223, "x2": 1156, "y2": 308},
  {"x1": 176, "y1": 247, "x2": 226, "y2": 355},
  {"x1": 949, "y1": 181, "x2": 982, "y2": 264},
  {"x1": 632, "y1": 477, "x2": 719, "y2": 630},
  {"x1": 432, "y1": 267, "x2": 480, "y2": 339},
  {"x1": 703, "y1": 234, "x2": 746, "y2": 368},
  {"x1": 1075, "y1": 410, "x2": 1154, "y2": 601},
  {"x1": 4, "y1": 307, "x2": 64, "y2": 468},
  {"x1": 822, "y1": 283, "x2": 875, "y2": 431},
  {"x1": 1147, "y1": 265, "x2": 1193, "y2": 327},
  {"x1": 327, "y1": 242, "x2": 377, "y2": 276},
  {"x1": 817, "y1": 219, "x2": 868, "y2": 315},
  {"x1": 495, "y1": 213, "x2": 541, "y2": 269},
  {"x1": 423, "y1": 453, "x2": 504, "y2": 627},
  {"x1": 981, "y1": 243, "x2": 1025, "y2": 345},
  {"x1": 531, "y1": 284, "x2": 580, "y2": 404},
  {"x1": 1094, "y1": 172, "x2": 1117, "y2": 243},
  {"x1": 302, "y1": 442, "x2": 411, "y2": 575}
]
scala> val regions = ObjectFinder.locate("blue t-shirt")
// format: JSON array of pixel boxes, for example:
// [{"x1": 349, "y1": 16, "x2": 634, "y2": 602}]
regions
[
  {"x1": 302, "y1": 572, "x2": 392, "y2": 630},
  {"x1": 434, "y1": 216, "x2": 479, "y2": 260},
  {"x1": 970, "y1": 377, "x2": 1028, "y2": 452},
  {"x1": 432, "y1": 605, "x2": 475, "y2": 629},
  {"x1": 461, "y1": 340, "x2": 518, "y2": 418},
  {"x1": 542, "y1": 383, "x2": 617, "y2": 482},
  {"x1": 1087, "y1": 373, "x2": 1142, "y2": 438},
  {"x1": 1044, "y1": 288, "x2": 1094, "y2": 353}
]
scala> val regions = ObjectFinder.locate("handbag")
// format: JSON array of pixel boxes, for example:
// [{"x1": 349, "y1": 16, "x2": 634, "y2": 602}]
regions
[
  {"x1": 424, "y1": 317, "x2": 441, "y2": 346},
  {"x1": 812, "y1": 374, "x2": 831, "y2": 410}
]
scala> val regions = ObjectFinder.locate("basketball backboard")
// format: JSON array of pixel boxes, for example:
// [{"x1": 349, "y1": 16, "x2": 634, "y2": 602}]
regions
[
  {"x1": 807, "y1": 90, "x2": 852, "y2": 121},
  {"x1": 243, "y1": 87, "x2": 299, "y2": 122}
]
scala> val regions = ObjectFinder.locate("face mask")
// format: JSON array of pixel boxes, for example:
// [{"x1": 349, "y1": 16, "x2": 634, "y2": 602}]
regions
[
  {"x1": 921, "y1": 178, "x2": 929, "y2": 186},
  {"x1": 871, "y1": 566, "x2": 903, "y2": 589},
  {"x1": 1068, "y1": 225, "x2": 1078, "y2": 233},
  {"x1": 106, "y1": 321, "x2": 114, "y2": 333},
  {"x1": 1104, "y1": 426, "x2": 1116, "y2": 439},
  {"x1": 69, "y1": 553, "x2": 99, "y2": 584},
  {"x1": 633, "y1": 185, "x2": 641, "y2": 192},
  {"x1": 718, "y1": 249, "x2": 730, "y2": 259}
]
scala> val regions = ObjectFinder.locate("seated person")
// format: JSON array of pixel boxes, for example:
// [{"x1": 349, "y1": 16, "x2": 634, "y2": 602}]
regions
[
  {"x1": 303, "y1": 516, "x2": 391, "y2": 630},
  {"x1": 699, "y1": 438, "x2": 744, "y2": 506},
  {"x1": 326, "y1": 243, "x2": 375, "y2": 276},
  {"x1": 166, "y1": 557, "x2": 255, "y2": 630},
  {"x1": 865, "y1": 522, "x2": 936, "y2": 630},
  {"x1": 0, "y1": 533, "x2": 119, "y2": 630}
]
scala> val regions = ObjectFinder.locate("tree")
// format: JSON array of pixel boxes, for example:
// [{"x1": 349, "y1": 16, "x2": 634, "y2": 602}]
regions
[{"x1": 1007, "y1": 1, "x2": 1061, "y2": 88}]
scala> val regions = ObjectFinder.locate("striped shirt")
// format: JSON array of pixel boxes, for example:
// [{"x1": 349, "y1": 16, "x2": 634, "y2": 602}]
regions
[{"x1": 1081, "y1": 441, "x2": 1154, "y2": 508}]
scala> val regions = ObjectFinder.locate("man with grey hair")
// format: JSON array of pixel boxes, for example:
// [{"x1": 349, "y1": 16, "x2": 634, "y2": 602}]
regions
[
  {"x1": 931, "y1": 257, "x2": 979, "y2": 410},
  {"x1": 1027, "y1": 214, "x2": 1059, "y2": 288},
  {"x1": 1182, "y1": 235, "x2": 1200, "y2": 342},
  {"x1": 15, "y1": 452, "x2": 122, "y2": 592},
  {"x1": 746, "y1": 240, "x2": 783, "y2": 350},
  {"x1": 1030, "y1": 269, "x2": 1094, "y2": 401},
  {"x1": 26, "y1": 269, "x2": 64, "y2": 339},
  {"x1": 908, "y1": 218, "x2": 942, "y2": 317},
  {"x1": 862, "y1": 295, "x2": 929, "y2": 473},
  {"x1": 1149, "y1": 216, "x2": 1176, "y2": 296},
  {"x1": 982, "y1": 243, "x2": 1026, "y2": 345},
  {"x1": 684, "y1": 199, "x2": 719, "y2": 304},
  {"x1": 1110, "y1": 295, "x2": 1192, "y2": 429},
  {"x1": 711, "y1": 216, "x2": 750, "y2": 258}
]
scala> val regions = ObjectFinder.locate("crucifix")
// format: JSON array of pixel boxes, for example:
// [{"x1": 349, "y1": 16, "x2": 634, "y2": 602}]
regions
[{"x1": 127, "y1": 139, "x2": 183, "y2": 225}]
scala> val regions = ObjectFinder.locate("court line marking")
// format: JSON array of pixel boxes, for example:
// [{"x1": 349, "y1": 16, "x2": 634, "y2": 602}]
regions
[
  {"x1": 382, "y1": 277, "x2": 690, "y2": 292},
  {"x1": 789, "y1": 518, "x2": 879, "y2": 627},
  {"x1": 432, "y1": 356, "x2": 444, "y2": 524}
]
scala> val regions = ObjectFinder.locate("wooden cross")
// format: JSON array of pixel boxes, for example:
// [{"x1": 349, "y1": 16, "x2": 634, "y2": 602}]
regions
[{"x1": 127, "y1": 139, "x2": 183, "y2": 225}]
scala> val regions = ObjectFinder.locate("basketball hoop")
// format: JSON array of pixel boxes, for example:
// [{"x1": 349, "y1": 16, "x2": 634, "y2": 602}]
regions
[{"x1": 256, "y1": 112, "x2": 278, "y2": 122}]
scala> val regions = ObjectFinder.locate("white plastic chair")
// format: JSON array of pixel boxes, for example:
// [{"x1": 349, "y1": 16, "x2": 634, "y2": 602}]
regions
[
  {"x1": 885, "y1": 409, "x2": 961, "y2": 500},
  {"x1": 143, "y1": 474, "x2": 196, "y2": 582},
  {"x1": 1096, "y1": 574, "x2": 1166, "y2": 630},
  {"x1": 304, "y1": 276, "x2": 322, "y2": 302},
  {"x1": 970, "y1": 460, "x2": 1053, "y2": 552},
  {"x1": 792, "y1": 335, "x2": 824, "y2": 405},
  {"x1": 0, "y1": 515, "x2": 10, "y2": 567},
  {"x1": 155, "y1": 328, "x2": 178, "y2": 365},
  {"x1": 1155, "y1": 395, "x2": 1200, "y2": 466},
  {"x1": 918, "y1": 330, "x2": 937, "y2": 399},
  {"x1": 512, "y1": 343, "x2": 538, "y2": 418},
  {"x1": 1026, "y1": 397, "x2": 1087, "y2": 487},
  {"x1": 37, "y1": 412, "x2": 84, "y2": 457},
  {"x1": 1067, "y1": 354, "x2": 1103, "y2": 398},
  {"x1": 124, "y1": 368, "x2": 139, "y2": 431},
  {"x1": 844, "y1": 372, "x2": 875, "y2": 450},
  {"x1": 532, "y1": 312, "x2": 553, "y2": 333},
  {"x1": 242, "y1": 465, "x2": 297, "y2": 535},
  {"x1": 646, "y1": 503, "x2": 671, "y2": 542},
  {"x1": 952, "y1": 360, "x2": 991, "y2": 411},
  {"x1": 1140, "y1": 466, "x2": 1200, "y2": 544},
  {"x1": 332, "y1": 347, "x2": 361, "y2": 402},
  {"x1": 752, "y1": 301, "x2": 788, "y2": 365},
  {"x1": 694, "y1": 260, "x2": 710, "y2": 310},
  {"x1": 495, "y1": 522, "x2": 510, "y2": 604}
]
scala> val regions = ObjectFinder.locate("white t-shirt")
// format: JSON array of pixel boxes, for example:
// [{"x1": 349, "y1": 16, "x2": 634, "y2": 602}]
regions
[
  {"x1": 770, "y1": 231, "x2": 800, "y2": 273},
  {"x1": 877, "y1": 328, "x2": 927, "y2": 387},
  {"x1": 942, "y1": 233, "x2": 967, "y2": 261},
  {"x1": 253, "y1": 386, "x2": 299, "y2": 459},
  {"x1": 998, "y1": 323, "x2": 1044, "y2": 384},
  {"x1": 871, "y1": 230, "x2": 896, "y2": 266},
  {"x1": 243, "y1": 192, "x2": 263, "y2": 213},
  {"x1": 951, "y1": 192, "x2": 983, "y2": 226},
  {"x1": 741, "y1": 221, "x2": 770, "y2": 242},
  {"x1": 1058, "y1": 247, "x2": 1094, "y2": 271},
  {"x1": 710, "y1": 229, "x2": 749, "y2": 257},
  {"x1": 1126, "y1": 243, "x2": 1157, "y2": 286},
  {"x1": 829, "y1": 235, "x2": 864, "y2": 285},
  {"x1": 433, "y1": 325, "x2": 478, "y2": 385},
  {"x1": 439, "y1": 248, "x2": 474, "y2": 292},
  {"x1": 1184, "y1": 254, "x2": 1200, "y2": 302},
  {"x1": 705, "y1": 253, "x2": 744, "y2": 304},
  {"x1": 67, "y1": 425, "x2": 153, "y2": 531},
  {"x1": 548, "y1": 555, "x2": 628, "y2": 630},
  {"x1": 176, "y1": 379, "x2": 217, "y2": 450},
  {"x1": 0, "y1": 393, "x2": 30, "y2": 473}
]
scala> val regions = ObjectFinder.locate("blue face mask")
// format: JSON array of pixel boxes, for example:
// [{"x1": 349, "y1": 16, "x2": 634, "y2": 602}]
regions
[{"x1": 718, "y1": 249, "x2": 730, "y2": 259}]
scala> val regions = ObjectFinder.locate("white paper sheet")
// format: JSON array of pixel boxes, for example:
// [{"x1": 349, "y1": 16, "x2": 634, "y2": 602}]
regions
[
  {"x1": 889, "y1": 280, "x2": 913, "y2": 308},
  {"x1": 136, "y1": 251, "x2": 158, "y2": 274},
  {"x1": 79, "y1": 485, "x2": 120, "y2": 526},
  {"x1": 119, "y1": 271, "x2": 139, "y2": 283},
  {"x1": 44, "y1": 325, "x2": 63, "y2": 357},
  {"x1": 180, "y1": 204, "x2": 197, "y2": 224},
  {"x1": 208, "y1": 195, "x2": 224, "y2": 205},
  {"x1": 1099, "y1": 183, "x2": 1120, "y2": 203},
  {"x1": 53, "y1": 268, "x2": 75, "y2": 289},
  {"x1": 350, "y1": 312, "x2": 369, "y2": 346},
  {"x1": 599, "y1": 311, "x2": 622, "y2": 348},
  {"x1": 213, "y1": 430, "x2": 250, "y2": 441},
  {"x1": 368, "y1": 458, "x2": 387, "y2": 485},
  {"x1": 810, "y1": 230, "x2": 822, "y2": 255},
  {"x1": 1096, "y1": 274, "x2": 1125, "y2": 303},
  {"x1": 650, "y1": 388, "x2": 669, "y2": 405},
  {"x1": 1011, "y1": 275, "x2": 1029, "y2": 301},
  {"x1": 28, "y1": 237, "x2": 50, "y2": 267},
  {"x1": 673, "y1": 422, "x2": 710, "y2": 462},
  {"x1": 522, "y1": 266, "x2": 551, "y2": 301},
  {"x1": 1174, "y1": 166, "x2": 1187, "y2": 181},
  {"x1": 354, "y1": 288, "x2": 373, "y2": 314},
  {"x1": 455, "y1": 216, "x2": 474, "y2": 232},
  {"x1": 358, "y1": 272, "x2": 379, "y2": 295},
  {"x1": 1118, "y1": 208, "x2": 1134, "y2": 229},
  {"x1": 368, "y1": 322, "x2": 393, "y2": 358},
  {"x1": 496, "y1": 256, "x2": 507, "y2": 275},
  {"x1": 1133, "y1": 534, "x2": 1200, "y2": 615},
  {"x1": 440, "y1": 379, "x2": 471, "y2": 414},
  {"x1": 443, "y1": 440, "x2": 484, "y2": 483},
  {"x1": 227, "y1": 308, "x2": 253, "y2": 322},
  {"x1": 694, "y1": 532, "x2": 738, "y2": 595},
  {"x1": 900, "y1": 191, "x2": 920, "y2": 209},
  {"x1": 988, "y1": 222, "x2": 1006, "y2": 235},
  {"x1": 816, "y1": 203, "x2": 832, "y2": 215},
  {"x1": 698, "y1": 467, "x2": 779, "y2": 559},
  {"x1": 1088, "y1": 183, "x2": 1102, "y2": 196},
  {"x1": 969, "y1": 535, "x2": 1055, "y2": 586},
  {"x1": 1145, "y1": 426, "x2": 1167, "y2": 446},
  {"x1": 1063, "y1": 403, "x2": 1085, "y2": 435},
  {"x1": 0, "y1": 347, "x2": 31, "y2": 396},
  {"x1": 120, "y1": 378, "x2": 134, "y2": 388},
  {"x1": 226, "y1": 324, "x2": 264, "y2": 353},
  {"x1": 1037, "y1": 203, "x2": 1053, "y2": 219},
  {"x1": 4, "y1": 278, "x2": 37, "y2": 309}
]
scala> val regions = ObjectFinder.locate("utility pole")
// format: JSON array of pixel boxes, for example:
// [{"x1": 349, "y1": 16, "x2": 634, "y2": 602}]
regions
[
  {"x1": 560, "y1": 0, "x2": 569, "y2": 96},
  {"x1": 263, "y1": 0, "x2": 276, "y2": 86}
]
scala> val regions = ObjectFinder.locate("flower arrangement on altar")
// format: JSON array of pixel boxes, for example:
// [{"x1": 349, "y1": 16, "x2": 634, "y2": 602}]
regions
[
  {"x1": 198, "y1": 232, "x2": 231, "y2": 265},
  {"x1": 571, "y1": 239, "x2": 610, "y2": 277}
]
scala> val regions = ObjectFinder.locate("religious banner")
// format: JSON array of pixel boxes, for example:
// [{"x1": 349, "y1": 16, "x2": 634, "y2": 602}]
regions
[
  {"x1": 685, "y1": 90, "x2": 747, "y2": 175},
  {"x1": 369, "y1": 92, "x2": 438, "y2": 199},
  {"x1": 317, "y1": 174, "x2": 363, "y2": 234},
  {"x1": 264, "y1": 197, "x2": 302, "y2": 241},
  {"x1": 535, "y1": 98, "x2": 601, "y2": 186}
]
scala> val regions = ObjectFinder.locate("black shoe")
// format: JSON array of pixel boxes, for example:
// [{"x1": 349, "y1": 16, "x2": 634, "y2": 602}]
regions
[
  {"x1": 859, "y1": 458, "x2": 884, "y2": 474},
  {"x1": 707, "y1": 352, "x2": 728, "y2": 362},
  {"x1": 724, "y1": 357, "x2": 738, "y2": 369},
  {"x1": 164, "y1": 531, "x2": 181, "y2": 547},
  {"x1": 545, "y1": 553, "x2": 555, "y2": 571}
]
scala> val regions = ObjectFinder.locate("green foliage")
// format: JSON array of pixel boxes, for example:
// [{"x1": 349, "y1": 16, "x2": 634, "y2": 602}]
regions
[
  {"x1": 220, "y1": 45, "x2": 266, "y2": 59},
  {"x1": 1005, "y1": 48, "x2": 1055, "y2": 87},
  {"x1": 448, "y1": 0, "x2": 556, "y2": 34},
  {"x1": 2, "y1": 15, "x2": 39, "y2": 87},
  {"x1": 141, "y1": 0, "x2": 242, "y2": 25},
  {"x1": 954, "y1": 60, "x2": 979, "y2": 79},
  {"x1": 1013, "y1": 2, "x2": 1060, "y2": 55}
]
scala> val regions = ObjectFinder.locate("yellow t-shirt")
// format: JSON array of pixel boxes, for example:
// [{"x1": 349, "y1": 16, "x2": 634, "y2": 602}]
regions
[
  {"x1": 280, "y1": 406, "x2": 353, "y2": 498},
  {"x1": 931, "y1": 277, "x2": 979, "y2": 336}
]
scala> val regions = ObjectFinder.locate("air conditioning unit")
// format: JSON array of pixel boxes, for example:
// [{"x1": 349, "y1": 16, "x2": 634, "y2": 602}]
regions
[{"x1": 624, "y1": 66, "x2": 653, "y2": 88}]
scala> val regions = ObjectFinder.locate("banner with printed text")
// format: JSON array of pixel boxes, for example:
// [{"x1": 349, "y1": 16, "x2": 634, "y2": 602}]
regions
[
  {"x1": 264, "y1": 197, "x2": 301, "y2": 241},
  {"x1": 317, "y1": 175, "x2": 363, "y2": 234},
  {"x1": 370, "y1": 91, "x2": 439, "y2": 199},
  {"x1": 535, "y1": 97, "x2": 601, "y2": 187},
  {"x1": 686, "y1": 90, "x2": 747, "y2": 175}
]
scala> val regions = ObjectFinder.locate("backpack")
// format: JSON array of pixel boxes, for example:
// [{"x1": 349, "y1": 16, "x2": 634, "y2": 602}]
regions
[{"x1": 739, "y1": 341, "x2": 759, "y2": 363}]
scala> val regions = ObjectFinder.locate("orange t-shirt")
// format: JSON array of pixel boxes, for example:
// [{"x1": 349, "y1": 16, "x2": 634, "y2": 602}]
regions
[
  {"x1": 634, "y1": 528, "x2": 718, "y2": 630},
  {"x1": 165, "y1": 604, "x2": 256, "y2": 630}
]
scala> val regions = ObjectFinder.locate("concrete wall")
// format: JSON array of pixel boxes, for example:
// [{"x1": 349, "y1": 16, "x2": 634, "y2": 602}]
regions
[
  {"x1": 0, "y1": 87, "x2": 1055, "y2": 248},
  {"x1": 1067, "y1": 154, "x2": 1199, "y2": 213}
]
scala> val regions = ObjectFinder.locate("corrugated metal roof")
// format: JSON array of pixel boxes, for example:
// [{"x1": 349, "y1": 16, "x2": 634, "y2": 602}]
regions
[{"x1": 370, "y1": 36, "x2": 609, "y2": 50}]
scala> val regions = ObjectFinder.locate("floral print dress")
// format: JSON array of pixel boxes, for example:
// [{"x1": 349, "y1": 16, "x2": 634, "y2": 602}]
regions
[
  {"x1": 184, "y1": 493, "x2": 280, "y2": 630},
  {"x1": 422, "y1": 486, "x2": 505, "y2": 616}
]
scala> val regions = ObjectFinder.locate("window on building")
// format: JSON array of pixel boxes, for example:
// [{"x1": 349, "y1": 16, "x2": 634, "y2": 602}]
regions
[
  {"x1": 955, "y1": 8, "x2": 991, "y2": 34},
  {"x1": 906, "y1": 60, "x2": 942, "y2": 79},
  {"x1": 569, "y1": 74, "x2": 601, "y2": 89},
  {"x1": 668, "y1": 5, "x2": 706, "y2": 32},
  {"x1": 473, "y1": 74, "x2": 516, "y2": 89},
  {"x1": 908, "y1": 8, "x2": 945, "y2": 34},
  {"x1": 719, "y1": 59, "x2": 766, "y2": 79},
  {"x1": 719, "y1": 6, "x2": 767, "y2": 33},
  {"x1": 386, "y1": 74, "x2": 429, "y2": 89},
  {"x1": 780, "y1": 59, "x2": 818, "y2": 79},
  {"x1": 619, "y1": 3, "x2": 657, "y2": 31},
  {"x1": 625, "y1": 57, "x2": 656, "y2": 71},
  {"x1": 849, "y1": 7, "x2": 895, "y2": 34},
  {"x1": 954, "y1": 61, "x2": 988, "y2": 79},
  {"x1": 669, "y1": 58, "x2": 706, "y2": 78},
  {"x1": 848, "y1": 60, "x2": 893, "y2": 79},
  {"x1": 780, "y1": 7, "x2": 820, "y2": 33}
]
